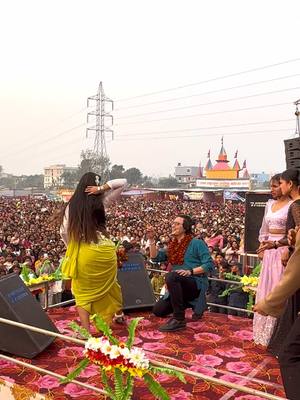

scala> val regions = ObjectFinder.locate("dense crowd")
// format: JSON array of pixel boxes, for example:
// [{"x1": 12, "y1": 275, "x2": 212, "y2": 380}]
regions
[
  {"x1": 0, "y1": 196, "x2": 247, "y2": 310},
  {"x1": 0, "y1": 196, "x2": 245, "y2": 271}
]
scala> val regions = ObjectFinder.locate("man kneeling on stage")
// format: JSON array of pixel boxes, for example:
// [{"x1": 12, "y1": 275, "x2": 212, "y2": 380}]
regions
[{"x1": 147, "y1": 214, "x2": 214, "y2": 332}]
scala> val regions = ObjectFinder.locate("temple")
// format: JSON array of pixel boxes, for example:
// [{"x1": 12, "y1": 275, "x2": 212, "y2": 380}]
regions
[{"x1": 196, "y1": 138, "x2": 250, "y2": 191}]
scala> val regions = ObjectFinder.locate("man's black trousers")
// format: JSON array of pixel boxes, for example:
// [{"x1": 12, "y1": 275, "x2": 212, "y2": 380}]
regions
[{"x1": 152, "y1": 271, "x2": 199, "y2": 320}]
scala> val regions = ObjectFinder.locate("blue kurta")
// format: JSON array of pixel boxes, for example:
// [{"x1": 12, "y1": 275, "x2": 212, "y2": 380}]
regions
[{"x1": 170, "y1": 238, "x2": 214, "y2": 315}]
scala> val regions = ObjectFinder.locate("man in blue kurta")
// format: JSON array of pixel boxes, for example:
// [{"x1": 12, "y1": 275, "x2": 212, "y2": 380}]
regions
[{"x1": 148, "y1": 214, "x2": 214, "y2": 332}]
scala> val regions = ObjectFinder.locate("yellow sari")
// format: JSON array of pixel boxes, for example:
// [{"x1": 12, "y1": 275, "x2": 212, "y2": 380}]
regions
[{"x1": 61, "y1": 237, "x2": 122, "y2": 323}]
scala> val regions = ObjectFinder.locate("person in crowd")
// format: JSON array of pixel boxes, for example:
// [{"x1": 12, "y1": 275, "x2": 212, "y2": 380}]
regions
[
  {"x1": 207, "y1": 261, "x2": 230, "y2": 314},
  {"x1": 205, "y1": 229, "x2": 224, "y2": 250},
  {"x1": 224, "y1": 240, "x2": 240, "y2": 263},
  {"x1": 254, "y1": 229, "x2": 300, "y2": 400},
  {"x1": 267, "y1": 169, "x2": 300, "y2": 356},
  {"x1": 147, "y1": 214, "x2": 214, "y2": 332},
  {"x1": 253, "y1": 174, "x2": 291, "y2": 346},
  {"x1": 227, "y1": 262, "x2": 249, "y2": 316},
  {"x1": 60, "y1": 173, "x2": 126, "y2": 332}
]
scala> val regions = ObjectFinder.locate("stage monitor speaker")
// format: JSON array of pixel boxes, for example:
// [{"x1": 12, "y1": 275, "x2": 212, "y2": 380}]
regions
[
  {"x1": 118, "y1": 252, "x2": 156, "y2": 311},
  {"x1": 284, "y1": 138, "x2": 300, "y2": 169},
  {"x1": 244, "y1": 192, "x2": 271, "y2": 253},
  {"x1": 0, "y1": 274, "x2": 58, "y2": 358}
]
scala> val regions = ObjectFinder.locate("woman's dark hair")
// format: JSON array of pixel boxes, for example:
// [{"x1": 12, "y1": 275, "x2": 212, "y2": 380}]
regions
[
  {"x1": 270, "y1": 173, "x2": 281, "y2": 184},
  {"x1": 66, "y1": 172, "x2": 107, "y2": 243},
  {"x1": 280, "y1": 169, "x2": 300, "y2": 187}
]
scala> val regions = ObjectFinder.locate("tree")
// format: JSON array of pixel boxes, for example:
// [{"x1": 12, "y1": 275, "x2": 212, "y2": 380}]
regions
[
  {"x1": 123, "y1": 167, "x2": 142, "y2": 185},
  {"x1": 109, "y1": 164, "x2": 125, "y2": 180},
  {"x1": 157, "y1": 176, "x2": 178, "y2": 188},
  {"x1": 77, "y1": 150, "x2": 110, "y2": 181},
  {"x1": 141, "y1": 175, "x2": 155, "y2": 188},
  {"x1": 61, "y1": 170, "x2": 79, "y2": 188}
]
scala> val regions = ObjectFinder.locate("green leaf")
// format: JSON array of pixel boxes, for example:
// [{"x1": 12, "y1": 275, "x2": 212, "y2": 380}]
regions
[
  {"x1": 143, "y1": 373, "x2": 170, "y2": 400},
  {"x1": 219, "y1": 286, "x2": 240, "y2": 298},
  {"x1": 247, "y1": 293, "x2": 254, "y2": 311},
  {"x1": 126, "y1": 317, "x2": 143, "y2": 349},
  {"x1": 91, "y1": 314, "x2": 119, "y2": 345},
  {"x1": 224, "y1": 272, "x2": 242, "y2": 282},
  {"x1": 121, "y1": 374, "x2": 134, "y2": 400},
  {"x1": 20, "y1": 263, "x2": 32, "y2": 282},
  {"x1": 149, "y1": 365, "x2": 186, "y2": 383},
  {"x1": 69, "y1": 321, "x2": 91, "y2": 339},
  {"x1": 114, "y1": 368, "x2": 124, "y2": 400},
  {"x1": 251, "y1": 263, "x2": 261, "y2": 277},
  {"x1": 60, "y1": 358, "x2": 90, "y2": 383},
  {"x1": 100, "y1": 368, "x2": 115, "y2": 400}
]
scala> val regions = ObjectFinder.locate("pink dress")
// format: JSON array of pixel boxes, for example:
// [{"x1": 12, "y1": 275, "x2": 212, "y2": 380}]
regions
[{"x1": 253, "y1": 199, "x2": 291, "y2": 346}]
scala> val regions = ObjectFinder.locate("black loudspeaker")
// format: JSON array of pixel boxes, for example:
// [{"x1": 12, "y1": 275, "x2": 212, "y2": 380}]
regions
[
  {"x1": 0, "y1": 274, "x2": 58, "y2": 358},
  {"x1": 284, "y1": 138, "x2": 300, "y2": 169},
  {"x1": 118, "y1": 252, "x2": 155, "y2": 311},
  {"x1": 244, "y1": 192, "x2": 272, "y2": 253}
]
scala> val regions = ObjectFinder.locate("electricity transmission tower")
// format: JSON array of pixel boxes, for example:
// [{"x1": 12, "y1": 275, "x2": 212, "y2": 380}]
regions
[
  {"x1": 86, "y1": 82, "x2": 114, "y2": 176},
  {"x1": 294, "y1": 98, "x2": 300, "y2": 136}
]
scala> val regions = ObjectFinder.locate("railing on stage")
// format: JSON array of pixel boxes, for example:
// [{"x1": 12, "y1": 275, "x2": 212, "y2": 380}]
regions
[
  {"x1": 238, "y1": 252, "x2": 260, "y2": 275},
  {"x1": 28, "y1": 280, "x2": 75, "y2": 311},
  {"x1": 147, "y1": 268, "x2": 254, "y2": 315},
  {"x1": 0, "y1": 317, "x2": 286, "y2": 400}
]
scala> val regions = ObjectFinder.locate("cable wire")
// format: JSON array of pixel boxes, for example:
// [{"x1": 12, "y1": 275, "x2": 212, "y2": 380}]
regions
[
  {"x1": 114, "y1": 73, "x2": 300, "y2": 111},
  {"x1": 115, "y1": 128, "x2": 292, "y2": 141},
  {"x1": 115, "y1": 57, "x2": 300, "y2": 101},
  {"x1": 115, "y1": 102, "x2": 291, "y2": 126},
  {"x1": 117, "y1": 118, "x2": 293, "y2": 137},
  {"x1": 115, "y1": 86, "x2": 300, "y2": 119}
]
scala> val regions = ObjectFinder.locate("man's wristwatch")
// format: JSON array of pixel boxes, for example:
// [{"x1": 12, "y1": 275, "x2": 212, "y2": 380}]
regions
[{"x1": 190, "y1": 269, "x2": 194, "y2": 276}]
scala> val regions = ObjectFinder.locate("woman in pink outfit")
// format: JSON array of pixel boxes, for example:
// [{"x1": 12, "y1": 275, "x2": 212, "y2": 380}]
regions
[{"x1": 253, "y1": 174, "x2": 291, "y2": 346}]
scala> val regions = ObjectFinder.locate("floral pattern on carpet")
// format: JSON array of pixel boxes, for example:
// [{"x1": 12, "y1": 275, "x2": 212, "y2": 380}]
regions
[{"x1": 0, "y1": 307, "x2": 286, "y2": 399}]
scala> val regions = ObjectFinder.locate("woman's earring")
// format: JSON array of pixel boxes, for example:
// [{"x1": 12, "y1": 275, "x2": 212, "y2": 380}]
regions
[{"x1": 95, "y1": 175, "x2": 100, "y2": 186}]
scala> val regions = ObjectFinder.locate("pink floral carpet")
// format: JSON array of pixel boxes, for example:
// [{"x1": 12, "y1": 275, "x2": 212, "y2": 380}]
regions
[{"x1": 0, "y1": 307, "x2": 286, "y2": 399}]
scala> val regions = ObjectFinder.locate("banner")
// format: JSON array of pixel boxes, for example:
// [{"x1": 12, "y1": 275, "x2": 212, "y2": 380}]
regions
[{"x1": 224, "y1": 191, "x2": 245, "y2": 202}]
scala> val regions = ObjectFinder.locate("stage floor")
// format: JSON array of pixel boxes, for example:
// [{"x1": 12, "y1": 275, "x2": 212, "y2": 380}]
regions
[{"x1": 0, "y1": 307, "x2": 286, "y2": 399}]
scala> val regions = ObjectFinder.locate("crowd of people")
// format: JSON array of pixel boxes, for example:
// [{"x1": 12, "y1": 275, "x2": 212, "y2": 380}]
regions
[
  {"x1": 0, "y1": 195, "x2": 245, "y2": 279},
  {"x1": 1, "y1": 168, "x2": 300, "y2": 398},
  {"x1": 0, "y1": 193, "x2": 248, "y2": 311}
]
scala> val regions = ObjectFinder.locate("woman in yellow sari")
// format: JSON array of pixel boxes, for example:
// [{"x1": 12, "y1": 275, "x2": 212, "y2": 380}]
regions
[{"x1": 60, "y1": 172, "x2": 126, "y2": 332}]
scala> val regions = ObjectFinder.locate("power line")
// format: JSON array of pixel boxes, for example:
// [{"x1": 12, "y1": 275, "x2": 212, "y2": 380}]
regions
[
  {"x1": 115, "y1": 87, "x2": 300, "y2": 120},
  {"x1": 114, "y1": 73, "x2": 300, "y2": 111},
  {"x1": 114, "y1": 102, "x2": 291, "y2": 126},
  {"x1": 115, "y1": 128, "x2": 293, "y2": 141},
  {"x1": 116, "y1": 118, "x2": 294, "y2": 138},
  {"x1": 1, "y1": 123, "x2": 86, "y2": 161},
  {"x1": 115, "y1": 57, "x2": 300, "y2": 102}
]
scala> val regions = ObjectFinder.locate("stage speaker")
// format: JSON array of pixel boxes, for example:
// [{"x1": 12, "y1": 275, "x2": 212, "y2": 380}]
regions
[
  {"x1": 118, "y1": 252, "x2": 156, "y2": 311},
  {"x1": 0, "y1": 274, "x2": 58, "y2": 358},
  {"x1": 284, "y1": 138, "x2": 300, "y2": 169},
  {"x1": 244, "y1": 192, "x2": 271, "y2": 253}
]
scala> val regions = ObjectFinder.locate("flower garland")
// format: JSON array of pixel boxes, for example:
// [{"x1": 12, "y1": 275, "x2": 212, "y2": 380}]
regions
[
  {"x1": 62, "y1": 315, "x2": 185, "y2": 400},
  {"x1": 168, "y1": 234, "x2": 193, "y2": 265},
  {"x1": 84, "y1": 337, "x2": 149, "y2": 377}
]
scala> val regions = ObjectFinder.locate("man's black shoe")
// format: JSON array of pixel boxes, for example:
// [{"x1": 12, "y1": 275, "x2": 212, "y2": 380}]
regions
[
  {"x1": 158, "y1": 318, "x2": 186, "y2": 332},
  {"x1": 191, "y1": 312, "x2": 203, "y2": 321}
]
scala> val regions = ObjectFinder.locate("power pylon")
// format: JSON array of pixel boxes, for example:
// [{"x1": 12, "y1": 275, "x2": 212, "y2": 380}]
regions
[
  {"x1": 294, "y1": 98, "x2": 300, "y2": 136},
  {"x1": 86, "y1": 82, "x2": 113, "y2": 175}
]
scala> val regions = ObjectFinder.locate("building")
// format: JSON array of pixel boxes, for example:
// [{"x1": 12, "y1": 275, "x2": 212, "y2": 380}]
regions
[
  {"x1": 250, "y1": 172, "x2": 271, "y2": 188},
  {"x1": 174, "y1": 163, "x2": 200, "y2": 186},
  {"x1": 43, "y1": 164, "x2": 77, "y2": 188},
  {"x1": 196, "y1": 138, "x2": 250, "y2": 191}
]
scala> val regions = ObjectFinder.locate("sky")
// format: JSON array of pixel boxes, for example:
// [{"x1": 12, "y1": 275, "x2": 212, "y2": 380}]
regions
[{"x1": 1, "y1": 0, "x2": 300, "y2": 178}]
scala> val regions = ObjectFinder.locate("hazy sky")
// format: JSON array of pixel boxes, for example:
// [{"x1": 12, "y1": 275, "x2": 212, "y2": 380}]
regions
[{"x1": 1, "y1": 0, "x2": 300, "y2": 177}]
